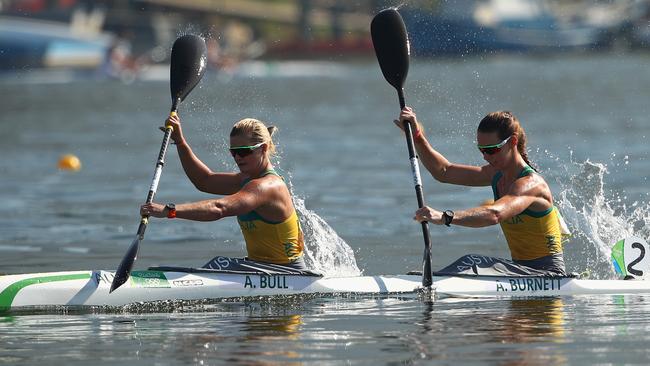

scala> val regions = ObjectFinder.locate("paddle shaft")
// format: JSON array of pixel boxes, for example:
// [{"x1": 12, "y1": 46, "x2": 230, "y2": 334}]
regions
[
  {"x1": 137, "y1": 105, "x2": 179, "y2": 239},
  {"x1": 397, "y1": 89, "x2": 433, "y2": 288},
  {"x1": 109, "y1": 107, "x2": 177, "y2": 293}
]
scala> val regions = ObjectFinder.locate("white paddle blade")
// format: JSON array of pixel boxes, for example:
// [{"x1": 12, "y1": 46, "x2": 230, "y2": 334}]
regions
[{"x1": 612, "y1": 236, "x2": 650, "y2": 279}]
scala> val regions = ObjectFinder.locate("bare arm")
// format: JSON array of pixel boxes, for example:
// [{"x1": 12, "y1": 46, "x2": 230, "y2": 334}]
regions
[
  {"x1": 141, "y1": 178, "x2": 277, "y2": 221},
  {"x1": 414, "y1": 175, "x2": 552, "y2": 227},
  {"x1": 167, "y1": 114, "x2": 242, "y2": 195},
  {"x1": 175, "y1": 142, "x2": 242, "y2": 195},
  {"x1": 174, "y1": 186, "x2": 261, "y2": 221},
  {"x1": 414, "y1": 136, "x2": 494, "y2": 186},
  {"x1": 396, "y1": 107, "x2": 494, "y2": 186}
]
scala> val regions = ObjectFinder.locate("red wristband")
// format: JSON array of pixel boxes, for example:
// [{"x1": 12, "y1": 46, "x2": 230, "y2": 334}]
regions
[
  {"x1": 166, "y1": 203, "x2": 176, "y2": 219},
  {"x1": 413, "y1": 128, "x2": 423, "y2": 142}
]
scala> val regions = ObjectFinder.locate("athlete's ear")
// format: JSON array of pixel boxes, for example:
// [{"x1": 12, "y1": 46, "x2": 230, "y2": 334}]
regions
[{"x1": 510, "y1": 134, "x2": 518, "y2": 147}]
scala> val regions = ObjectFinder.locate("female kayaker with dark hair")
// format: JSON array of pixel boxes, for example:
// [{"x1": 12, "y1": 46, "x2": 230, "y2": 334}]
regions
[
  {"x1": 395, "y1": 107, "x2": 568, "y2": 276},
  {"x1": 141, "y1": 114, "x2": 307, "y2": 272}
]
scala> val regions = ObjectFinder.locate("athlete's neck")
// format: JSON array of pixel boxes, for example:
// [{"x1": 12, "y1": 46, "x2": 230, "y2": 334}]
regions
[
  {"x1": 248, "y1": 160, "x2": 273, "y2": 179},
  {"x1": 500, "y1": 154, "x2": 528, "y2": 181}
]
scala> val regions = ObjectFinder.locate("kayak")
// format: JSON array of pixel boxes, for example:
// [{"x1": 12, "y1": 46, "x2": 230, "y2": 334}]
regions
[
  {"x1": 2, "y1": 265, "x2": 650, "y2": 312},
  {"x1": 0, "y1": 267, "x2": 421, "y2": 311},
  {"x1": 434, "y1": 274, "x2": 650, "y2": 297}
]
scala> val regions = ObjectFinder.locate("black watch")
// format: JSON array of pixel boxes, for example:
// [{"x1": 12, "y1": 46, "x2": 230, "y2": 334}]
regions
[{"x1": 442, "y1": 210, "x2": 454, "y2": 227}]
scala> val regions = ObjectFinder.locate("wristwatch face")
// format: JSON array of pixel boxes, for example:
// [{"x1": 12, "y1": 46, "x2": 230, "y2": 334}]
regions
[
  {"x1": 443, "y1": 210, "x2": 454, "y2": 226},
  {"x1": 166, "y1": 203, "x2": 176, "y2": 210}
]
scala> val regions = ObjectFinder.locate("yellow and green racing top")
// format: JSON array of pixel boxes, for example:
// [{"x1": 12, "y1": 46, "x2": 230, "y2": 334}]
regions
[
  {"x1": 237, "y1": 169, "x2": 304, "y2": 264},
  {"x1": 492, "y1": 166, "x2": 563, "y2": 261}
]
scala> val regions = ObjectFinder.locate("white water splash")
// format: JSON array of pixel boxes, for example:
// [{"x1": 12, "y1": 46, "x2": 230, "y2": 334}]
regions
[
  {"x1": 292, "y1": 197, "x2": 362, "y2": 277},
  {"x1": 552, "y1": 158, "x2": 650, "y2": 279}
]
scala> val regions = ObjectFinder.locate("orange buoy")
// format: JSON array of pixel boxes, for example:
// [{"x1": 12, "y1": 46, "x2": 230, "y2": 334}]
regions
[{"x1": 58, "y1": 154, "x2": 82, "y2": 171}]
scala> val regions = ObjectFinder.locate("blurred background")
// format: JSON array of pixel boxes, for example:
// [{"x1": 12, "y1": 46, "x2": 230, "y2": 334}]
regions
[{"x1": 1, "y1": 0, "x2": 649, "y2": 80}]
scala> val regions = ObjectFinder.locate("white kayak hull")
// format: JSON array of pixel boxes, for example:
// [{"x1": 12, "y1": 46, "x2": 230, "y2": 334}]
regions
[
  {"x1": 433, "y1": 275, "x2": 650, "y2": 297},
  {"x1": 2, "y1": 269, "x2": 650, "y2": 311},
  {"x1": 0, "y1": 269, "x2": 423, "y2": 310}
]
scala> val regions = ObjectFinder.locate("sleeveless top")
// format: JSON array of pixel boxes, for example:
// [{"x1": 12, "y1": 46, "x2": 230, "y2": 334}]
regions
[
  {"x1": 237, "y1": 169, "x2": 305, "y2": 264},
  {"x1": 492, "y1": 166, "x2": 563, "y2": 261}
]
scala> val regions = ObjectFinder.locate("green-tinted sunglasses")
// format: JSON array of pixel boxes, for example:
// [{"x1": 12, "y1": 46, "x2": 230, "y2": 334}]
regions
[
  {"x1": 229, "y1": 142, "x2": 264, "y2": 158},
  {"x1": 477, "y1": 136, "x2": 512, "y2": 155}
]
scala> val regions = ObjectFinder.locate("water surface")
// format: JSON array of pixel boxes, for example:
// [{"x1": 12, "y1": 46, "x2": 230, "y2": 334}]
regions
[{"x1": 1, "y1": 54, "x2": 649, "y2": 364}]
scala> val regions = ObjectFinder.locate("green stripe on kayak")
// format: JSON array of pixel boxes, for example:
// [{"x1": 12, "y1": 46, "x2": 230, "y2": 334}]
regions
[
  {"x1": 611, "y1": 239, "x2": 626, "y2": 276},
  {"x1": 0, "y1": 273, "x2": 91, "y2": 311}
]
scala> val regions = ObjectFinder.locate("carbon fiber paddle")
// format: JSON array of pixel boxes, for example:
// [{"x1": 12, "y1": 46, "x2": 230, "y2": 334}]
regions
[
  {"x1": 110, "y1": 35, "x2": 208, "y2": 293},
  {"x1": 371, "y1": 8, "x2": 433, "y2": 287}
]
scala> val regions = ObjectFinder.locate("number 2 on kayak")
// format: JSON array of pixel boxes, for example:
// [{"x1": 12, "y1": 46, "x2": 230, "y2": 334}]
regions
[{"x1": 612, "y1": 237, "x2": 650, "y2": 278}]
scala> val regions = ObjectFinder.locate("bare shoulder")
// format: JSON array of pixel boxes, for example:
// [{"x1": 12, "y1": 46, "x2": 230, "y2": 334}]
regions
[
  {"x1": 510, "y1": 173, "x2": 547, "y2": 192},
  {"x1": 241, "y1": 174, "x2": 287, "y2": 195},
  {"x1": 509, "y1": 172, "x2": 553, "y2": 206},
  {"x1": 239, "y1": 174, "x2": 293, "y2": 218}
]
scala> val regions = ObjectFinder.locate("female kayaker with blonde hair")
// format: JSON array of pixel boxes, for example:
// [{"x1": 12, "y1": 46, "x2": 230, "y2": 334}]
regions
[
  {"x1": 396, "y1": 107, "x2": 568, "y2": 276},
  {"x1": 141, "y1": 114, "x2": 307, "y2": 271}
]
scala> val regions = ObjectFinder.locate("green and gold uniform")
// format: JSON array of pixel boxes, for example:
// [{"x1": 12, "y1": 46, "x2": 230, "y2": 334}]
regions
[
  {"x1": 237, "y1": 169, "x2": 304, "y2": 265},
  {"x1": 492, "y1": 166, "x2": 564, "y2": 264}
]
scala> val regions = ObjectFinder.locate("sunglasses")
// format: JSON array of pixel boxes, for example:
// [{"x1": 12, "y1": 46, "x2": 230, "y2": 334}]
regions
[
  {"x1": 477, "y1": 136, "x2": 512, "y2": 155},
  {"x1": 229, "y1": 142, "x2": 264, "y2": 158}
]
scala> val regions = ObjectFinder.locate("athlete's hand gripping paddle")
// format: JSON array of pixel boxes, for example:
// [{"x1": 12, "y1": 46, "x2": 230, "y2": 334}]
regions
[
  {"x1": 110, "y1": 35, "x2": 208, "y2": 293},
  {"x1": 371, "y1": 8, "x2": 433, "y2": 287}
]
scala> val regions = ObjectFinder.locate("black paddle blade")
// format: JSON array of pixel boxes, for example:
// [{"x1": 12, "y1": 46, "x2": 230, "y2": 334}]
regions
[
  {"x1": 109, "y1": 236, "x2": 140, "y2": 293},
  {"x1": 371, "y1": 8, "x2": 410, "y2": 92},
  {"x1": 170, "y1": 34, "x2": 208, "y2": 111}
]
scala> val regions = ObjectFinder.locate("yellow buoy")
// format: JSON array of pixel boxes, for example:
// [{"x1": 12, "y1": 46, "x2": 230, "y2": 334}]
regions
[{"x1": 58, "y1": 154, "x2": 82, "y2": 171}]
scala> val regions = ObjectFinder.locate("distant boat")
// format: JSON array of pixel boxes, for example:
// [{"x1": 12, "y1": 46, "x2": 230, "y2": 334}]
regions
[
  {"x1": 0, "y1": 16, "x2": 112, "y2": 71},
  {"x1": 401, "y1": 0, "x2": 617, "y2": 56},
  {"x1": 629, "y1": 7, "x2": 650, "y2": 49}
]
